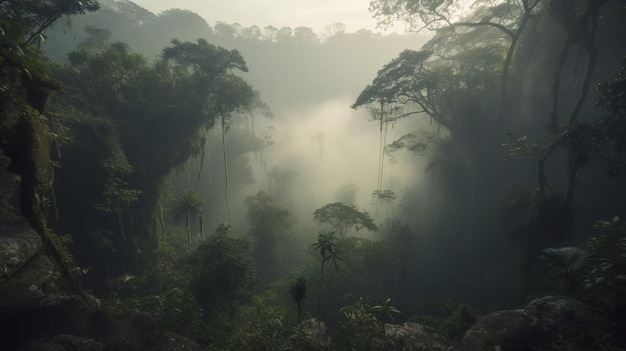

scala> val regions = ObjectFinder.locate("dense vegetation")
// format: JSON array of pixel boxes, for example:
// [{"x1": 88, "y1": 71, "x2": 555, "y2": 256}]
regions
[{"x1": 1, "y1": 0, "x2": 625, "y2": 349}]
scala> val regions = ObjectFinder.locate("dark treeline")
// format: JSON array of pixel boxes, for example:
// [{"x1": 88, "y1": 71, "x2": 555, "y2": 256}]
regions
[{"x1": 1, "y1": 0, "x2": 626, "y2": 350}]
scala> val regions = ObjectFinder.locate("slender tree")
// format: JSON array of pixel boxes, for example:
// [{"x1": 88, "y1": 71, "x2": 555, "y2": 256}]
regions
[
  {"x1": 163, "y1": 39, "x2": 256, "y2": 225},
  {"x1": 172, "y1": 189, "x2": 205, "y2": 248},
  {"x1": 311, "y1": 230, "x2": 342, "y2": 325}
]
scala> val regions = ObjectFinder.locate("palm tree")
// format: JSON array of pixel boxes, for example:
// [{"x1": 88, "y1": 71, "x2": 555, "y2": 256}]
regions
[
  {"x1": 172, "y1": 189, "x2": 205, "y2": 248},
  {"x1": 289, "y1": 276, "x2": 308, "y2": 319},
  {"x1": 540, "y1": 246, "x2": 592, "y2": 294},
  {"x1": 311, "y1": 231, "x2": 342, "y2": 326}
]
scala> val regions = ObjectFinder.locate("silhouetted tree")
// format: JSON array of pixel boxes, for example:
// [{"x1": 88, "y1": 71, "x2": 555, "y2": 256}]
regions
[
  {"x1": 187, "y1": 224, "x2": 258, "y2": 321},
  {"x1": 313, "y1": 202, "x2": 378, "y2": 237},
  {"x1": 172, "y1": 189, "x2": 204, "y2": 247},
  {"x1": 244, "y1": 191, "x2": 291, "y2": 281}
]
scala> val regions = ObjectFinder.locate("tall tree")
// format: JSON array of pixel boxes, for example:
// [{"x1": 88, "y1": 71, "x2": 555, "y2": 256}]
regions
[
  {"x1": 163, "y1": 39, "x2": 256, "y2": 225},
  {"x1": 244, "y1": 191, "x2": 292, "y2": 281},
  {"x1": 187, "y1": 224, "x2": 258, "y2": 321},
  {"x1": 172, "y1": 189, "x2": 205, "y2": 248},
  {"x1": 313, "y1": 202, "x2": 378, "y2": 237},
  {"x1": 311, "y1": 230, "x2": 342, "y2": 325},
  {"x1": 369, "y1": 0, "x2": 544, "y2": 131}
]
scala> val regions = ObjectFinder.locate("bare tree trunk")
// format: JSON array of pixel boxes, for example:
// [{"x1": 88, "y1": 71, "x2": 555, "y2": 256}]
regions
[{"x1": 221, "y1": 116, "x2": 231, "y2": 225}]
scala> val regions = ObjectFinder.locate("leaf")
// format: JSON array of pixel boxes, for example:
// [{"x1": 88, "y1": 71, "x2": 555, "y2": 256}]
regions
[{"x1": 540, "y1": 246, "x2": 592, "y2": 276}]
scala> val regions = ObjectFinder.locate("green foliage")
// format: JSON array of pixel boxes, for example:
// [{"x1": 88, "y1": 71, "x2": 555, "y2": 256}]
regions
[
  {"x1": 94, "y1": 139, "x2": 141, "y2": 215},
  {"x1": 289, "y1": 276, "x2": 308, "y2": 316},
  {"x1": 313, "y1": 202, "x2": 378, "y2": 237},
  {"x1": 368, "y1": 0, "x2": 458, "y2": 31},
  {"x1": 540, "y1": 246, "x2": 593, "y2": 295},
  {"x1": 0, "y1": 18, "x2": 44, "y2": 104},
  {"x1": 581, "y1": 218, "x2": 626, "y2": 312},
  {"x1": 342, "y1": 236, "x2": 394, "y2": 274},
  {"x1": 187, "y1": 224, "x2": 258, "y2": 321},
  {"x1": 496, "y1": 182, "x2": 566, "y2": 241},
  {"x1": 172, "y1": 189, "x2": 205, "y2": 220},
  {"x1": 540, "y1": 246, "x2": 593, "y2": 278},
  {"x1": 384, "y1": 132, "x2": 436, "y2": 158},
  {"x1": 163, "y1": 38, "x2": 248, "y2": 79},
  {"x1": 215, "y1": 292, "x2": 297, "y2": 351},
  {"x1": 335, "y1": 297, "x2": 400, "y2": 351},
  {"x1": 244, "y1": 191, "x2": 293, "y2": 281},
  {"x1": 371, "y1": 189, "x2": 396, "y2": 204},
  {"x1": 351, "y1": 49, "x2": 433, "y2": 113},
  {"x1": 502, "y1": 132, "x2": 542, "y2": 160},
  {"x1": 409, "y1": 296, "x2": 479, "y2": 342},
  {"x1": 312, "y1": 231, "x2": 343, "y2": 274},
  {"x1": 0, "y1": 0, "x2": 99, "y2": 44},
  {"x1": 370, "y1": 298, "x2": 402, "y2": 324},
  {"x1": 537, "y1": 218, "x2": 626, "y2": 313},
  {"x1": 338, "y1": 298, "x2": 383, "y2": 350},
  {"x1": 439, "y1": 304, "x2": 479, "y2": 341},
  {"x1": 171, "y1": 189, "x2": 204, "y2": 246},
  {"x1": 103, "y1": 287, "x2": 204, "y2": 338}
]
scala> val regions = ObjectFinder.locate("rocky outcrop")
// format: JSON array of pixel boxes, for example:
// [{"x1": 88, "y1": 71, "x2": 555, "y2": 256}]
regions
[
  {"x1": 1, "y1": 146, "x2": 203, "y2": 351},
  {"x1": 460, "y1": 295, "x2": 625, "y2": 351},
  {"x1": 0, "y1": 153, "x2": 59, "y2": 307}
]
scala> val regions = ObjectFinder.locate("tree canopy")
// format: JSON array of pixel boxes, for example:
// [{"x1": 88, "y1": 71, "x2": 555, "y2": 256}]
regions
[{"x1": 314, "y1": 202, "x2": 378, "y2": 237}]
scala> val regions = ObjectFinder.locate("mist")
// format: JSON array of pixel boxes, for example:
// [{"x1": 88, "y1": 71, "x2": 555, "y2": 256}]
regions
[
  {"x1": 3, "y1": 0, "x2": 626, "y2": 350},
  {"x1": 217, "y1": 96, "x2": 428, "y2": 235}
]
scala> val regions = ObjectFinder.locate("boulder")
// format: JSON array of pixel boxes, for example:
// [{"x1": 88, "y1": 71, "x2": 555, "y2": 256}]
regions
[
  {"x1": 460, "y1": 310, "x2": 537, "y2": 351},
  {"x1": 298, "y1": 318, "x2": 331, "y2": 351},
  {"x1": 0, "y1": 222, "x2": 43, "y2": 282},
  {"x1": 0, "y1": 253, "x2": 57, "y2": 304},
  {"x1": 385, "y1": 322, "x2": 455, "y2": 351},
  {"x1": 460, "y1": 296, "x2": 624, "y2": 351}
]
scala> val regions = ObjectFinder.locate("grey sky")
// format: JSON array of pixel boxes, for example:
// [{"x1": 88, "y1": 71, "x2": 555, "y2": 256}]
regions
[{"x1": 130, "y1": 0, "x2": 397, "y2": 34}]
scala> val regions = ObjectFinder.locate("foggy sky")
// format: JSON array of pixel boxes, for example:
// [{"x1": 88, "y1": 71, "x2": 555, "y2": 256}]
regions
[{"x1": 130, "y1": 0, "x2": 399, "y2": 34}]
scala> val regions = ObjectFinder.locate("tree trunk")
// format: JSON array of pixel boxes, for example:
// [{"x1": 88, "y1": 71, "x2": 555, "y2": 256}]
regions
[{"x1": 221, "y1": 116, "x2": 231, "y2": 225}]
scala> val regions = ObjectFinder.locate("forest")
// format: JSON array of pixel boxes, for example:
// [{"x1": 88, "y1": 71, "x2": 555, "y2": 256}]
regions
[{"x1": 1, "y1": 0, "x2": 625, "y2": 350}]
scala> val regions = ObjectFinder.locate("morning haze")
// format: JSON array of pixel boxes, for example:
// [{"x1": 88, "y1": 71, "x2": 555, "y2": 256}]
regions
[{"x1": 2, "y1": 0, "x2": 626, "y2": 349}]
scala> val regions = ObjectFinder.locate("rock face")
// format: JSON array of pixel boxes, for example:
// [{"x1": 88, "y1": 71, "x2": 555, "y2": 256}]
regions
[
  {"x1": 0, "y1": 156, "x2": 59, "y2": 307},
  {"x1": 0, "y1": 151, "x2": 204, "y2": 351},
  {"x1": 460, "y1": 296, "x2": 625, "y2": 351}
]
